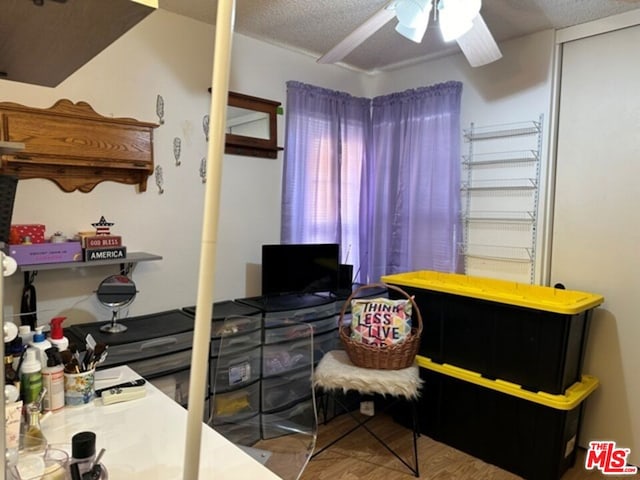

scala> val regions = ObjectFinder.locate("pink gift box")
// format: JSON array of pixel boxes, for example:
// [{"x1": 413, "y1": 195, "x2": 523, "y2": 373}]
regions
[
  {"x1": 9, "y1": 241, "x2": 83, "y2": 265},
  {"x1": 9, "y1": 224, "x2": 46, "y2": 244}
]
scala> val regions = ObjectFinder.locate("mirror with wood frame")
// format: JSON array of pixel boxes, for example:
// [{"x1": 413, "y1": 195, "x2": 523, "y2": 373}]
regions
[{"x1": 209, "y1": 90, "x2": 283, "y2": 159}]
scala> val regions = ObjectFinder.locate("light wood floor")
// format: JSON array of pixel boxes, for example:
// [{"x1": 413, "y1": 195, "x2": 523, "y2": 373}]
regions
[{"x1": 299, "y1": 413, "x2": 640, "y2": 480}]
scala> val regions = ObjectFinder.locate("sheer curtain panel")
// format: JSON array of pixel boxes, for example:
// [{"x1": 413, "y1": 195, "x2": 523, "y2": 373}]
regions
[
  {"x1": 281, "y1": 81, "x2": 371, "y2": 271},
  {"x1": 359, "y1": 81, "x2": 463, "y2": 283}
]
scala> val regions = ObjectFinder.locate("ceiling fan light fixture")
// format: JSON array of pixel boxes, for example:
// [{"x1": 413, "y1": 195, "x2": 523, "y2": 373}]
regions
[
  {"x1": 440, "y1": 16, "x2": 472, "y2": 42},
  {"x1": 438, "y1": 0, "x2": 481, "y2": 42},
  {"x1": 395, "y1": 21, "x2": 429, "y2": 43},
  {"x1": 318, "y1": 0, "x2": 499, "y2": 69},
  {"x1": 395, "y1": 0, "x2": 432, "y2": 28}
]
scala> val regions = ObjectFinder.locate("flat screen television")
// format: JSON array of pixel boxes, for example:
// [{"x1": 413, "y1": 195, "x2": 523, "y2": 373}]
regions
[{"x1": 261, "y1": 243, "x2": 339, "y2": 296}]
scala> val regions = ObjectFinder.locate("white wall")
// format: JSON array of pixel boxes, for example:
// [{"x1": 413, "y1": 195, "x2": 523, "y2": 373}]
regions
[
  {"x1": 371, "y1": 30, "x2": 554, "y2": 123},
  {"x1": 552, "y1": 23, "x2": 640, "y2": 464},
  {"x1": 1, "y1": 10, "x2": 367, "y2": 328}
]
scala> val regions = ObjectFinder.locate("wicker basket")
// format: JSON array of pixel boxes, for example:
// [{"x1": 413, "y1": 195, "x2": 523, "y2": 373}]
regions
[{"x1": 339, "y1": 282, "x2": 422, "y2": 370}]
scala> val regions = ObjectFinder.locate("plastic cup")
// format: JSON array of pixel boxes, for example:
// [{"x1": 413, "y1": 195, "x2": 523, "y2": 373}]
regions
[
  {"x1": 6, "y1": 434, "x2": 49, "y2": 480},
  {"x1": 10, "y1": 447, "x2": 69, "y2": 480},
  {"x1": 40, "y1": 448, "x2": 69, "y2": 480}
]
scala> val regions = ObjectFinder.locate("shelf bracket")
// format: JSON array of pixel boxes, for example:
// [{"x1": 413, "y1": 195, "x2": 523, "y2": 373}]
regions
[{"x1": 120, "y1": 262, "x2": 136, "y2": 277}]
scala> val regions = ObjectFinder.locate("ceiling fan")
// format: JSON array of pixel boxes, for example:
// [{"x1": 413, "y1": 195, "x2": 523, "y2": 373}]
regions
[{"x1": 318, "y1": 0, "x2": 502, "y2": 68}]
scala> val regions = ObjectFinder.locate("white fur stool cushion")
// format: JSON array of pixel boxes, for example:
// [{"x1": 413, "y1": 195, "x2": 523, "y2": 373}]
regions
[{"x1": 313, "y1": 350, "x2": 423, "y2": 399}]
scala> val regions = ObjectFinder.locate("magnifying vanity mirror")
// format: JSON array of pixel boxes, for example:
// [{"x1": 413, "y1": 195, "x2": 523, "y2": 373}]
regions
[{"x1": 97, "y1": 274, "x2": 137, "y2": 333}]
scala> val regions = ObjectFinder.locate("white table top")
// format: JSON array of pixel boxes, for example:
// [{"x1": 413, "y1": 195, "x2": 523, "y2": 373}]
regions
[{"x1": 40, "y1": 366, "x2": 281, "y2": 480}]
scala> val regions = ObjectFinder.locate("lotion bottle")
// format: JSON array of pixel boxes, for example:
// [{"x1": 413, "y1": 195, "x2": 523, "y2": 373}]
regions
[
  {"x1": 48, "y1": 317, "x2": 69, "y2": 352},
  {"x1": 18, "y1": 325, "x2": 32, "y2": 346},
  {"x1": 19, "y1": 348, "x2": 42, "y2": 404},
  {"x1": 29, "y1": 327, "x2": 52, "y2": 368}
]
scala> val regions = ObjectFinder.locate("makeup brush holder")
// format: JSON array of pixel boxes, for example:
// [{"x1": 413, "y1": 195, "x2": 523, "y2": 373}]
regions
[{"x1": 64, "y1": 369, "x2": 95, "y2": 406}]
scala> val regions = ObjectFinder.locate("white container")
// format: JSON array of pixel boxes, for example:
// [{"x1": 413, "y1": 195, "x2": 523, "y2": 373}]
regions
[
  {"x1": 49, "y1": 336, "x2": 69, "y2": 353},
  {"x1": 42, "y1": 362, "x2": 65, "y2": 411},
  {"x1": 18, "y1": 325, "x2": 32, "y2": 346},
  {"x1": 29, "y1": 327, "x2": 52, "y2": 368}
]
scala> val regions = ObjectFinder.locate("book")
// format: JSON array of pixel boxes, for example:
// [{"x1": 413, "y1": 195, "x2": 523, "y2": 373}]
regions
[
  {"x1": 84, "y1": 246, "x2": 127, "y2": 262},
  {"x1": 83, "y1": 235, "x2": 123, "y2": 249}
]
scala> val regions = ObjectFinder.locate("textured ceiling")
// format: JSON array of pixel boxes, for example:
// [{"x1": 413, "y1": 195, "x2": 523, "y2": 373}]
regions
[{"x1": 159, "y1": 0, "x2": 640, "y2": 72}]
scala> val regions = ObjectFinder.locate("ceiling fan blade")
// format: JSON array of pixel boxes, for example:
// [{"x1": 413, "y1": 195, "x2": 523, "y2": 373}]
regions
[
  {"x1": 317, "y1": 1, "x2": 396, "y2": 64},
  {"x1": 455, "y1": 13, "x2": 502, "y2": 67}
]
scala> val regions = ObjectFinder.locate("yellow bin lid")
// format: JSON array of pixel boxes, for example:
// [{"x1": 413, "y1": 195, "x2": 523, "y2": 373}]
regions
[
  {"x1": 416, "y1": 355, "x2": 599, "y2": 410},
  {"x1": 381, "y1": 270, "x2": 604, "y2": 314}
]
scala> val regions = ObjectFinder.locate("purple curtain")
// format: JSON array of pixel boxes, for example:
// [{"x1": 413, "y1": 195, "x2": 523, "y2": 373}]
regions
[
  {"x1": 281, "y1": 81, "x2": 371, "y2": 268},
  {"x1": 359, "y1": 81, "x2": 463, "y2": 283}
]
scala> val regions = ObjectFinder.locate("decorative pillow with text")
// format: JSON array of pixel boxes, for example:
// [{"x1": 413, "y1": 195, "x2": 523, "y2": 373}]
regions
[{"x1": 350, "y1": 297, "x2": 412, "y2": 347}]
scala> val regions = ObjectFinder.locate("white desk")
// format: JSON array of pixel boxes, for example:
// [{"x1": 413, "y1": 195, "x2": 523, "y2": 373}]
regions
[{"x1": 40, "y1": 366, "x2": 281, "y2": 479}]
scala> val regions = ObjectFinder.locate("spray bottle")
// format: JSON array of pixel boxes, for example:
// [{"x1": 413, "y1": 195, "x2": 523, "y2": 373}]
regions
[
  {"x1": 49, "y1": 317, "x2": 69, "y2": 352},
  {"x1": 42, "y1": 347, "x2": 65, "y2": 411}
]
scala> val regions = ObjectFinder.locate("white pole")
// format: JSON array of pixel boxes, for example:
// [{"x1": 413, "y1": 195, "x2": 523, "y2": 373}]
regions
[
  {"x1": 182, "y1": 1, "x2": 236, "y2": 479},
  {"x1": 0, "y1": 253, "x2": 15, "y2": 480},
  {"x1": 1, "y1": 253, "x2": 6, "y2": 480}
]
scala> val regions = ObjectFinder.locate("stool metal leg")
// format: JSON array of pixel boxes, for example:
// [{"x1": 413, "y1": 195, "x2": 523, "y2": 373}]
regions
[
  {"x1": 315, "y1": 391, "x2": 329, "y2": 425},
  {"x1": 411, "y1": 398, "x2": 420, "y2": 477},
  {"x1": 312, "y1": 391, "x2": 420, "y2": 477}
]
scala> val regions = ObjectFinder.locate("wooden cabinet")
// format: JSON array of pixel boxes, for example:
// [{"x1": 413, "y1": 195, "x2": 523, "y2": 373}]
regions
[{"x1": 0, "y1": 99, "x2": 158, "y2": 193}]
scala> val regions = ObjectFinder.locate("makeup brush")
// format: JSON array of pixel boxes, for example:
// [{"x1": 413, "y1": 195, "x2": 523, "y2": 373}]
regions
[
  {"x1": 62, "y1": 347, "x2": 80, "y2": 373},
  {"x1": 69, "y1": 343, "x2": 81, "y2": 364},
  {"x1": 82, "y1": 348, "x2": 93, "y2": 371},
  {"x1": 69, "y1": 343, "x2": 82, "y2": 373},
  {"x1": 82, "y1": 448, "x2": 106, "y2": 480},
  {"x1": 90, "y1": 343, "x2": 108, "y2": 370},
  {"x1": 60, "y1": 349, "x2": 73, "y2": 369}
]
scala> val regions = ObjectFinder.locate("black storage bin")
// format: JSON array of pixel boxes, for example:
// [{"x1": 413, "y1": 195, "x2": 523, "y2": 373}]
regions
[
  {"x1": 394, "y1": 358, "x2": 598, "y2": 480},
  {"x1": 382, "y1": 270, "x2": 603, "y2": 394},
  {"x1": 184, "y1": 300, "x2": 262, "y2": 350},
  {"x1": 236, "y1": 292, "x2": 336, "y2": 321},
  {"x1": 182, "y1": 299, "x2": 261, "y2": 322},
  {"x1": 68, "y1": 309, "x2": 195, "y2": 353}
]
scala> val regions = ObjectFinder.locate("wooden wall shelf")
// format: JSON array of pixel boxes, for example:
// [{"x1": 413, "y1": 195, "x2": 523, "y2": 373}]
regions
[{"x1": 0, "y1": 99, "x2": 158, "y2": 193}]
